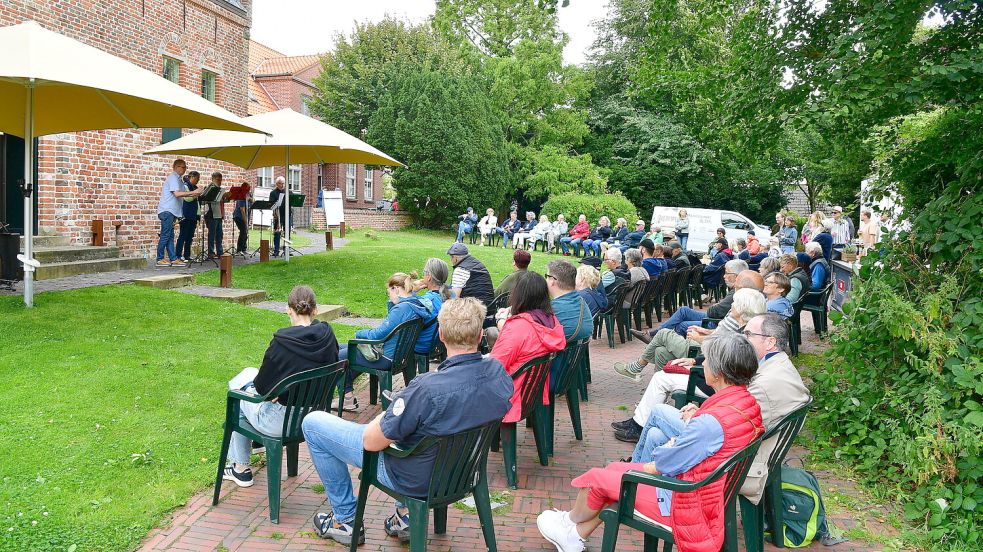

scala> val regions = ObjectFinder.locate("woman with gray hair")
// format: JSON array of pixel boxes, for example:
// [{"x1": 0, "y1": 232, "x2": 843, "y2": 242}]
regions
[
  {"x1": 624, "y1": 248, "x2": 649, "y2": 285},
  {"x1": 538, "y1": 331, "x2": 762, "y2": 552}
]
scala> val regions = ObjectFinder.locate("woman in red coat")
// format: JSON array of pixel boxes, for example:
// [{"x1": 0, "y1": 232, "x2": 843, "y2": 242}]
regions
[
  {"x1": 490, "y1": 271, "x2": 567, "y2": 423},
  {"x1": 536, "y1": 332, "x2": 763, "y2": 552}
]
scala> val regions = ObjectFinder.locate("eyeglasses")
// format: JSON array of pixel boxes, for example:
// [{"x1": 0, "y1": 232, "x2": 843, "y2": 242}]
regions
[
  {"x1": 545, "y1": 273, "x2": 556, "y2": 280},
  {"x1": 742, "y1": 330, "x2": 772, "y2": 340}
]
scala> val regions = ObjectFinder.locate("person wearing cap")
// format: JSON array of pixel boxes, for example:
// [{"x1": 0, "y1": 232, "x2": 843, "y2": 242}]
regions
[
  {"x1": 667, "y1": 241, "x2": 690, "y2": 269},
  {"x1": 447, "y1": 243, "x2": 495, "y2": 305},
  {"x1": 829, "y1": 206, "x2": 855, "y2": 259},
  {"x1": 495, "y1": 249, "x2": 531, "y2": 298},
  {"x1": 640, "y1": 239, "x2": 668, "y2": 278},
  {"x1": 456, "y1": 207, "x2": 479, "y2": 243},
  {"x1": 618, "y1": 220, "x2": 647, "y2": 252}
]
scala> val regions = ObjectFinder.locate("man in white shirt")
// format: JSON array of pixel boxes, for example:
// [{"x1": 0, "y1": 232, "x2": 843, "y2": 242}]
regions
[{"x1": 156, "y1": 159, "x2": 201, "y2": 267}]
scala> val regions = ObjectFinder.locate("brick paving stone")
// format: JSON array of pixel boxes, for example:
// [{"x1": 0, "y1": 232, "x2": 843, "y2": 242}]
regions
[{"x1": 138, "y1": 301, "x2": 890, "y2": 551}]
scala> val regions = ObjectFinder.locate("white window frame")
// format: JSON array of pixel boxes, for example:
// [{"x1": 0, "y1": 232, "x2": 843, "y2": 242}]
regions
[
  {"x1": 363, "y1": 168, "x2": 374, "y2": 201},
  {"x1": 288, "y1": 164, "x2": 302, "y2": 192},
  {"x1": 257, "y1": 167, "x2": 273, "y2": 188},
  {"x1": 346, "y1": 163, "x2": 357, "y2": 198}
]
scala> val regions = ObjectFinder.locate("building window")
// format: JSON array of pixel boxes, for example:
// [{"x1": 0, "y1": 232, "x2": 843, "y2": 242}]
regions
[
  {"x1": 257, "y1": 167, "x2": 273, "y2": 188},
  {"x1": 301, "y1": 94, "x2": 312, "y2": 116},
  {"x1": 346, "y1": 164, "x2": 357, "y2": 198},
  {"x1": 162, "y1": 57, "x2": 181, "y2": 143},
  {"x1": 363, "y1": 168, "x2": 374, "y2": 201},
  {"x1": 288, "y1": 164, "x2": 302, "y2": 192},
  {"x1": 317, "y1": 164, "x2": 323, "y2": 189},
  {"x1": 201, "y1": 70, "x2": 216, "y2": 102}
]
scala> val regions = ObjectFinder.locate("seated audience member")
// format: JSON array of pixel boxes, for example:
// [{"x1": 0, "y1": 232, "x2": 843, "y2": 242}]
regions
[
  {"x1": 447, "y1": 243, "x2": 494, "y2": 305},
  {"x1": 548, "y1": 259, "x2": 594, "y2": 342},
  {"x1": 732, "y1": 238, "x2": 747, "y2": 257},
  {"x1": 708, "y1": 227, "x2": 727, "y2": 255},
  {"x1": 560, "y1": 214, "x2": 591, "y2": 256},
  {"x1": 576, "y1": 264, "x2": 608, "y2": 316},
  {"x1": 223, "y1": 286, "x2": 339, "y2": 487},
  {"x1": 624, "y1": 248, "x2": 649, "y2": 285},
  {"x1": 547, "y1": 214, "x2": 568, "y2": 253},
  {"x1": 456, "y1": 207, "x2": 478, "y2": 243},
  {"x1": 640, "y1": 240, "x2": 668, "y2": 278},
  {"x1": 779, "y1": 216, "x2": 798, "y2": 254},
  {"x1": 498, "y1": 211, "x2": 523, "y2": 249},
  {"x1": 702, "y1": 237, "x2": 733, "y2": 287},
  {"x1": 779, "y1": 253, "x2": 810, "y2": 303},
  {"x1": 746, "y1": 231, "x2": 761, "y2": 255},
  {"x1": 619, "y1": 219, "x2": 647, "y2": 252},
  {"x1": 304, "y1": 298, "x2": 513, "y2": 545},
  {"x1": 582, "y1": 216, "x2": 612, "y2": 257},
  {"x1": 495, "y1": 249, "x2": 532, "y2": 298},
  {"x1": 739, "y1": 236, "x2": 769, "y2": 266},
  {"x1": 338, "y1": 272, "x2": 435, "y2": 409},
  {"x1": 631, "y1": 314, "x2": 809, "y2": 506},
  {"x1": 764, "y1": 272, "x2": 793, "y2": 319},
  {"x1": 491, "y1": 272, "x2": 567, "y2": 424},
  {"x1": 758, "y1": 256, "x2": 780, "y2": 277},
  {"x1": 667, "y1": 241, "x2": 691, "y2": 269},
  {"x1": 512, "y1": 211, "x2": 538, "y2": 249},
  {"x1": 768, "y1": 236, "x2": 783, "y2": 259},
  {"x1": 410, "y1": 257, "x2": 451, "y2": 350},
  {"x1": 600, "y1": 247, "x2": 629, "y2": 287},
  {"x1": 527, "y1": 214, "x2": 553, "y2": 250},
  {"x1": 804, "y1": 241, "x2": 829, "y2": 291},
  {"x1": 643, "y1": 222, "x2": 663, "y2": 245},
  {"x1": 537, "y1": 332, "x2": 763, "y2": 552},
  {"x1": 600, "y1": 217, "x2": 629, "y2": 256},
  {"x1": 477, "y1": 208, "x2": 498, "y2": 246},
  {"x1": 612, "y1": 288, "x2": 766, "y2": 441}
]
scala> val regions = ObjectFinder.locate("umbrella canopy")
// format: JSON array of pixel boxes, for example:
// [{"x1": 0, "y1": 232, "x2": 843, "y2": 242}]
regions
[
  {"x1": 143, "y1": 108, "x2": 403, "y2": 168},
  {"x1": 0, "y1": 21, "x2": 262, "y2": 136}
]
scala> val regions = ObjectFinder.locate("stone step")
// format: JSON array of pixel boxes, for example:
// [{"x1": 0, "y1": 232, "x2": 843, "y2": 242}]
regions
[
  {"x1": 134, "y1": 273, "x2": 195, "y2": 289},
  {"x1": 33, "y1": 246, "x2": 122, "y2": 263},
  {"x1": 176, "y1": 285, "x2": 267, "y2": 304},
  {"x1": 315, "y1": 304, "x2": 346, "y2": 321},
  {"x1": 20, "y1": 235, "x2": 71, "y2": 248},
  {"x1": 35, "y1": 256, "x2": 146, "y2": 280}
]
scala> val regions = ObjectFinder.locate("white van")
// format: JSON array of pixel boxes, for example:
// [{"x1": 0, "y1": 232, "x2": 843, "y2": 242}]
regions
[{"x1": 651, "y1": 206, "x2": 772, "y2": 254}]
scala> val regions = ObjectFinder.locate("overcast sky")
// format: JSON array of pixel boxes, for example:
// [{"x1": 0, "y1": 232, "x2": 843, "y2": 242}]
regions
[{"x1": 250, "y1": 0, "x2": 610, "y2": 65}]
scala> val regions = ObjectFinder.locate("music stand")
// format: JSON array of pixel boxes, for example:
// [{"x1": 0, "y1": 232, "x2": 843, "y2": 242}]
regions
[
  {"x1": 250, "y1": 200, "x2": 273, "y2": 257},
  {"x1": 284, "y1": 194, "x2": 306, "y2": 257}
]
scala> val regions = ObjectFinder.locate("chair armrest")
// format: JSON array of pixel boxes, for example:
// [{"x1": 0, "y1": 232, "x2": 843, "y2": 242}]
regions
[
  {"x1": 382, "y1": 436, "x2": 439, "y2": 458},
  {"x1": 227, "y1": 388, "x2": 268, "y2": 403},
  {"x1": 621, "y1": 469, "x2": 701, "y2": 493},
  {"x1": 347, "y1": 337, "x2": 386, "y2": 347}
]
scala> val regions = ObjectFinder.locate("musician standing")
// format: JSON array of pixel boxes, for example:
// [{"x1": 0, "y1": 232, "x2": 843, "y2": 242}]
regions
[
  {"x1": 176, "y1": 171, "x2": 201, "y2": 263},
  {"x1": 233, "y1": 183, "x2": 252, "y2": 254},
  {"x1": 156, "y1": 159, "x2": 200, "y2": 268},
  {"x1": 269, "y1": 176, "x2": 287, "y2": 257},
  {"x1": 204, "y1": 172, "x2": 230, "y2": 258}
]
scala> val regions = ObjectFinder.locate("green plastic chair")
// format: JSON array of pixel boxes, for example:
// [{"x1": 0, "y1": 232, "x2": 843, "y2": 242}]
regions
[
  {"x1": 642, "y1": 273, "x2": 668, "y2": 326},
  {"x1": 347, "y1": 317, "x2": 423, "y2": 409},
  {"x1": 687, "y1": 264, "x2": 706, "y2": 308},
  {"x1": 490, "y1": 352, "x2": 556, "y2": 489},
  {"x1": 801, "y1": 283, "x2": 834, "y2": 336},
  {"x1": 618, "y1": 280, "x2": 648, "y2": 343},
  {"x1": 740, "y1": 398, "x2": 814, "y2": 552},
  {"x1": 213, "y1": 361, "x2": 346, "y2": 524},
  {"x1": 594, "y1": 280, "x2": 628, "y2": 348},
  {"x1": 348, "y1": 419, "x2": 503, "y2": 552},
  {"x1": 545, "y1": 338, "x2": 591, "y2": 456},
  {"x1": 599, "y1": 436, "x2": 763, "y2": 552},
  {"x1": 487, "y1": 291, "x2": 511, "y2": 319},
  {"x1": 671, "y1": 365, "x2": 707, "y2": 408},
  {"x1": 411, "y1": 319, "x2": 443, "y2": 383}
]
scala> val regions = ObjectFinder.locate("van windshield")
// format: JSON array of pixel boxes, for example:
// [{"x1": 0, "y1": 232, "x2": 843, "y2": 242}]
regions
[{"x1": 721, "y1": 213, "x2": 749, "y2": 230}]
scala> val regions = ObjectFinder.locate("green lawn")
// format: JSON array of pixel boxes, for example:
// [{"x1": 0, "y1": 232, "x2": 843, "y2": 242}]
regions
[
  {"x1": 197, "y1": 229, "x2": 566, "y2": 317},
  {"x1": 0, "y1": 286, "x2": 356, "y2": 552}
]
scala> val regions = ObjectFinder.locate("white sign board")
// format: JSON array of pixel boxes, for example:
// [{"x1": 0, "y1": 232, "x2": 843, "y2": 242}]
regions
[
  {"x1": 252, "y1": 187, "x2": 272, "y2": 227},
  {"x1": 322, "y1": 190, "x2": 344, "y2": 226}
]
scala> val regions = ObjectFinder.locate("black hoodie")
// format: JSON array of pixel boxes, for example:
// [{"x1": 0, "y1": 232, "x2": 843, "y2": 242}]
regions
[{"x1": 254, "y1": 320, "x2": 339, "y2": 403}]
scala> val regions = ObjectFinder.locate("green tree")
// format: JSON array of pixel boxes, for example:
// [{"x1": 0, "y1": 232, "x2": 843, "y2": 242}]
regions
[{"x1": 368, "y1": 64, "x2": 511, "y2": 228}]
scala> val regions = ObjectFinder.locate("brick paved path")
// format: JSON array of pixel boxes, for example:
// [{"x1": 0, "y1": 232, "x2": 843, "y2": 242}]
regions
[{"x1": 139, "y1": 308, "x2": 896, "y2": 552}]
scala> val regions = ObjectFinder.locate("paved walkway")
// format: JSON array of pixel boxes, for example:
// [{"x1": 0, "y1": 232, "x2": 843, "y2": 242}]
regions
[
  {"x1": 139, "y1": 311, "x2": 896, "y2": 552},
  {"x1": 0, "y1": 230, "x2": 342, "y2": 295}
]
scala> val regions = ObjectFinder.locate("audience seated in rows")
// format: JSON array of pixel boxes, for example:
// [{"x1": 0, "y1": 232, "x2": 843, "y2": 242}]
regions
[
  {"x1": 456, "y1": 207, "x2": 478, "y2": 243},
  {"x1": 512, "y1": 211, "x2": 538, "y2": 249},
  {"x1": 547, "y1": 215, "x2": 568, "y2": 253},
  {"x1": 582, "y1": 216, "x2": 612, "y2": 257},
  {"x1": 527, "y1": 214, "x2": 553, "y2": 250},
  {"x1": 702, "y1": 237, "x2": 733, "y2": 288},
  {"x1": 779, "y1": 253, "x2": 810, "y2": 303},
  {"x1": 498, "y1": 211, "x2": 523, "y2": 249},
  {"x1": 619, "y1": 220, "x2": 647, "y2": 252},
  {"x1": 560, "y1": 215, "x2": 591, "y2": 256},
  {"x1": 599, "y1": 218, "x2": 629, "y2": 256},
  {"x1": 640, "y1": 239, "x2": 668, "y2": 278}
]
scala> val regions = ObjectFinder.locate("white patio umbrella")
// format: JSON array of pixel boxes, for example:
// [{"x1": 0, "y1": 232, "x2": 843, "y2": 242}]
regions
[
  {"x1": 144, "y1": 108, "x2": 404, "y2": 262},
  {"x1": 0, "y1": 20, "x2": 264, "y2": 307}
]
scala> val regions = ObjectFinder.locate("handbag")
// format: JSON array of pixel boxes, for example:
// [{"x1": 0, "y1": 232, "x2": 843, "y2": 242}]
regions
[{"x1": 357, "y1": 343, "x2": 385, "y2": 362}]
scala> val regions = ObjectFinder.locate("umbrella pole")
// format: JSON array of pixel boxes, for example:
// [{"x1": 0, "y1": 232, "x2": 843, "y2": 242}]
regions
[
  {"x1": 284, "y1": 147, "x2": 290, "y2": 263},
  {"x1": 23, "y1": 83, "x2": 35, "y2": 308}
]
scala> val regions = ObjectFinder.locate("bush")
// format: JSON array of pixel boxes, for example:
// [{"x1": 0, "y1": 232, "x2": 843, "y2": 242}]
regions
[
  {"x1": 541, "y1": 192, "x2": 639, "y2": 226},
  {"x1": 811, "y1": 183, "x2": 982, "y2": 548}
]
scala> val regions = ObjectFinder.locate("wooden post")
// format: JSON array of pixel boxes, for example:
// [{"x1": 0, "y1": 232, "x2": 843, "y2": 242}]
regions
[
  {"x1": 260, "y1": 239, "x2": 269, "y2": 262},
  {"x1": 325, "y1": 231, "x2": 333, "y2": 250},
  {"x1": 92, "y1": 220, "x2": 105, "y2": 246},
  {"x1": 339, "y1": 222, "x2": 346, "y2": 238},
  {"x1": 219, "y1": 254, "x2": 232, "y2": 288}
]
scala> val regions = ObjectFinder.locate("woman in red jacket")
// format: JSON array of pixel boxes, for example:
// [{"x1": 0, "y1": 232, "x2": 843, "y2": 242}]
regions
[
  {"x1": 490, "y1": 271, "x2": 567, "y2": 423},
  {"x1": 536, "y1": 332, "x2": 763, "y2": 552}
]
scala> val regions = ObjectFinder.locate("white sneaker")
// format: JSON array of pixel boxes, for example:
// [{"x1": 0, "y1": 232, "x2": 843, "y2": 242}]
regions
[{"x1": 537, "y1": 510, "x2": 585, "y2": 552}]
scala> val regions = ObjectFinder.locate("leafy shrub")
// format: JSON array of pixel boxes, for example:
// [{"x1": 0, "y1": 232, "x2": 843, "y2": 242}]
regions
[
  {"x1": 811, "y1": 183, "x2": 982, "y2": 548},
  {"x1": 541, "y1": 192, "x2": 639, "y2": 226}
]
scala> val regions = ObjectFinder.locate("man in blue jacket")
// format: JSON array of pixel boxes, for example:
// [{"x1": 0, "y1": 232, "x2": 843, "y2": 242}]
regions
[
  {"x1": 619, "y1": 220, "x2": 647, "y2": 252},
  {"x1": 456, "y1": 207, "x2": 478, "y2": 243}
]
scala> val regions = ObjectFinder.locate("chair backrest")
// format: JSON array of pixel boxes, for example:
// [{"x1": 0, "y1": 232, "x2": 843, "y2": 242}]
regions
[
  {"x1": 622, "y1": 279, "x2": 647, "y2": 308},
  {"x1": 639, "y1": 277, "x2": 661, "y2": 308},
  {"x1": 673, "y1": 268, "x2": 690, "y2": 296},
  {"x1": 602, "y1": 280, "x2": 629, "y2": 315},
  {"x1": 410, "y1": 419, "x2": 503, "y2": 505},
  {"x1": 272, "y1": 361, "x2": 347, "y2": 439},
  {"x1": 689, "y1": 264, "x2": 704, "y2": 286},
  {"x1": 389, "y1": 317, "x2": 424, "y2": 374},
  {"x1": 761, "y1": 398, "x2": 813, "y2": 484},
  {"x1": 489, "y1": 291, "x2": 511, "y2": 317},
  {"x1": 510, "y1": 352, "x2": 557, "y2": 420},
  {"x1": 699, "y1": 436, "x2": 763, "y2": 507},
  {"x1": 552, "y1": 337, "x2": 591, "y2": 396}
]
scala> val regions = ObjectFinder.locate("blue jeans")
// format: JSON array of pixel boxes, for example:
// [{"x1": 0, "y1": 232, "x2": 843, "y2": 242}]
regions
[
  {"x1": 498, "y1": 228, "x2": 513, "y2": 248},
  {"x1": 207, "y1": 216, "x2": 224, "y2": 256},
  {"x1": 560, "y1": 237, "x2": 583, "y2": 255},
  {"x1": 582, "y1": 239, "x2": 602, "y2": 257},
  {"x1": 631, "y1": 404, "x2": 686, "y2": 462},
  {"x1": 229, "y1": 386, "x2": 286, "y2": 465},
  {"x1": 658, "y1": 306, "x2": 707, "y2": 336},
  {"x1": 156, "y1": 212, "x2": 177, "y2": 262},
  {"x1": 339, "y1": 344, "x2": 393, "y2": 392},
  {"x1": 303, "y1": 411, "x2": 396, "y2": 524},
  {"x1": 456, "y1": 222, "x2": 472, "y2": 242},
  {"x1": 679, "y1": 234, "x2": 688, "y2": 252}
]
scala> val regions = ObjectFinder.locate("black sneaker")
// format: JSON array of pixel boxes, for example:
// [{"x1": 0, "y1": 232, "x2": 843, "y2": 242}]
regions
[
  {"x1": 384, "y1": 509, "x2": 411, "y2": 543},
  {"x1": 630, "y1": 329, "x2": 653, "y2": 344},
  {"x1": 611, "y1": 417, "x2": 637, "y2": 431},
  {"x1": 614, "y1": 423, "x2": 642, "y2": 443},
  {"x1": 222, "y1": 465, "x2": 254, "y2": 487},
  {"x1": 313, "y1": 512, "x2": 365, "y2": 545}
]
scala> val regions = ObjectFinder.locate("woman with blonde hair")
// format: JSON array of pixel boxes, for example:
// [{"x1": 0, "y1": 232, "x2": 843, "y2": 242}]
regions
[
  {"x1": 575, "y1": 264, "x2": 608, "y2": 316},
  {"x1": 674, "y1": 209, "x2": 690, "y2": 251},
  {"x1": 801, "y1": 211, "x2": 823, "y2": 245}
]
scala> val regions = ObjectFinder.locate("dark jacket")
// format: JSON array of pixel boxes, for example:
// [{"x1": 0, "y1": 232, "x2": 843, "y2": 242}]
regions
[
  {"x1": 588, "y1": 226, "x2": 612, "y2": 241},
  {"x1": 180, "y1": 181, "x2": 199, "y2": 220},
  {"x1": 813, "y1": 231, "x2": 833, "y2": 262},
  {"x1": 670, "y1": 252, "x2": 691, "y2": 269},
  {"x1": 739, "y1": 251, "x2": 769, "y2": 265},
  {"x1": 519, "y1": 219, "x2": 537, "y2": 232},
  {"x1": 788, "y1": 268, "x2": 811, "y2": 300},
  {"x1": 608, "y1": 226, "x2": 628, "y2": 243},
  {"x1": 454, "y1": 255, "x2": 495, "y2": 305},
  {"x1": 702, "y1": 249, "x2": 733, "y2": 287},
  {"x1": 255, "y1": 320, "x2": 340, "y2": 403},
  {"x1": 622, "y1": 230, "x2": 646, "y2": 248},
  {"x1": 358, "y1": 296, "x2": 436, "y2": 358},
  {"x1": 578, "y1": 287, "x2": 608, "y2": 316},
  {"x1": 501, "y1": 218, "x2": 522, "y2": 236},
  {"x1": 269, "y1": 187, "x2": 287, "y2": 220},
  {"x1": 707, "y1": 290, "x2": 735, "y2": 320}
]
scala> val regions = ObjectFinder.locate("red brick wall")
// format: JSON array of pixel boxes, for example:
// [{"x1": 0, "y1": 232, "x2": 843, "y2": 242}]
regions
[
  {"x1": 343, "y1": 209, "x2": 412, "y2": 231},
  {"x1": 0, "y1": 0, "x2": 251, "y2": 255}
]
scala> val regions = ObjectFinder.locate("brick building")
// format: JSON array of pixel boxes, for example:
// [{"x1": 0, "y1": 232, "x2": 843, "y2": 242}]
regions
[
  {"x1": 0, "y1": 0, "x2": 252, "y2": 256},
  {"x1": 246, "y1": 40, "x2": 384, "y2": 216}
]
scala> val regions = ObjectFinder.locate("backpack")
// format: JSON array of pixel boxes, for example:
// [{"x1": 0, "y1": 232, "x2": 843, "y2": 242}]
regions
[{"x1": 777, "y1": 464, "x2": 844, "y2": 547}]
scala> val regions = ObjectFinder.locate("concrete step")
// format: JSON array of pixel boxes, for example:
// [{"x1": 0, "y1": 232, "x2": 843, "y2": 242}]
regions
[
  {"x1": 34, "y1": 246, "x2": 121, "y2": 264},
  {"x1": 20, "y1": 235, "x2": 71, "y2": 248},
  {"x1": 134, "y1": 273, "x2": 195, "y2": 289},
  {"x1": 35, "y1": 256, "x2": 146, "y2": 280},
  {"x1": 315, "y1": 304, "x2": 346, "y2": 321},
  {"x1": 176, "y1": 285, "x2": 267, "y2": 304}
]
